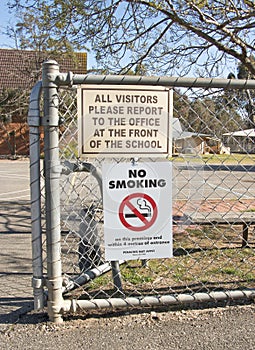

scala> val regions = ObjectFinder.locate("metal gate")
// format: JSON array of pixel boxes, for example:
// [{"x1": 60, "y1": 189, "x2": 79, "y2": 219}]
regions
[{"x1": 28, "y1": 60, "x2": 255, "y2": 323}]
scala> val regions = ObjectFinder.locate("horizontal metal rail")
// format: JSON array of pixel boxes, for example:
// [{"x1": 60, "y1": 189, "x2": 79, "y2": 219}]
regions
[
  {"x1": 62, "y1": 260, "x2": 125, "y2": 294},
  {"x1": 56, "y1": 71, "x2": 255, "y2": 89},
  {"x1": 61, "y1": 289, "x2": 255, "y2": 313}
]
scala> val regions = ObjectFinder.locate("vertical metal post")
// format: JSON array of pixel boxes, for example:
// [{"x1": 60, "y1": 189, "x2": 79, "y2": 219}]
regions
[
  {"x1": 28, "y1": 81, "x2": 44, "y2": 310},
  {"x1": 42, "y1": 60, "x2": 63, "y2": 323},
  {"x1": 242, "y1": 223, "x2": 249, "y2": 248},
  {"x1": 111, "y1": 261, "x2": 123, "y2": 295}
]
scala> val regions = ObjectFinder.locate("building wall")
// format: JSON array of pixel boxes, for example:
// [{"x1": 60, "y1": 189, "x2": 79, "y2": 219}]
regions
[{"x1": 223, "y1": 136, "x2": 255, "y2": 153}]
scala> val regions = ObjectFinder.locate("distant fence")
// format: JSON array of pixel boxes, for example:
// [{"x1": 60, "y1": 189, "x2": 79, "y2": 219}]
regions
[{"x1": 29, "y1": 60, "x2": 255, "y2": 323}]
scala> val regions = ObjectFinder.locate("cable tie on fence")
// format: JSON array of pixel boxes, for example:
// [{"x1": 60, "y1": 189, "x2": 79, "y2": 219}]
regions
[
  {"x1": 32, "y1": 276, "x2": 43, "y2": 289},
  {"x1": 71, "y1": 299, "x2": 77, "y2": 313},
  {"x1": 131, "y1": 157, "x2": 139, "y2": 166}
]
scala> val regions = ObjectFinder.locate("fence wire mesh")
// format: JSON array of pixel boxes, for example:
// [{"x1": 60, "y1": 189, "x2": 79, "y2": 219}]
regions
[{"x1": 39, "y1": 82, "x2": 255, "y2": 313}]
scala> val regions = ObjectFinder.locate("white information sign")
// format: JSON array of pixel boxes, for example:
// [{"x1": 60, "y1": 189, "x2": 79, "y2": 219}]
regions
[
  {"x1": 78, "y1": 85, "x2": 172, "y2": 157},
  {"x1": 102, "y1": 161, "x2": 173, "y2": 261}
]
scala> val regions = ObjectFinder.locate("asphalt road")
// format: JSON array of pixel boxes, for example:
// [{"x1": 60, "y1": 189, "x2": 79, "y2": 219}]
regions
[
  {"x1": 173, "y1": 162, "x2": 255, "y2": 201},
  {"x1": 0, "y1": 159, "x2": 30, "y2": 202},
  {"x1": 0, "y1": 159, "x2": 33, "y2": 326},
  {"x1": 1, "y1": 159, "x2": 255, "y2": 202}
]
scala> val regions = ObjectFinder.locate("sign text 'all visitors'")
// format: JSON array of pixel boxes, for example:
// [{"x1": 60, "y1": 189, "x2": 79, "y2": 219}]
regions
[{"x1": 78, "y1": 86, "x2": 172, "y2": 157}]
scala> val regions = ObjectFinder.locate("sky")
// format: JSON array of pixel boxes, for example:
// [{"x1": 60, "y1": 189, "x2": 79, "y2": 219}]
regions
[{"x1": 0, "y1": 2, "x2": 16, "y2": 48}]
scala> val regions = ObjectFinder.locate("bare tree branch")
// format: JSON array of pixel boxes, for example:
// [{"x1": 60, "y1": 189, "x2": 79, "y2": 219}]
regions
[{"x1": 6, "y1": 0, "x2": 255, "y2": 76}]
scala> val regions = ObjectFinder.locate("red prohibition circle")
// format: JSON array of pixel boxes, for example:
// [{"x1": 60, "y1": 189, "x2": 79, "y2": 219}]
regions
[{"x1": 119, "y1": 192, "x2": 158, "y2": 232}]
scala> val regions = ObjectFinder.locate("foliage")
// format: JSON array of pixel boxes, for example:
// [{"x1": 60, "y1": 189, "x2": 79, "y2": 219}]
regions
[
  {"x1": 227, "y1": 60, "x2": 255, "y2": 128},
  {"x1": 174, "y1": 88, "x2": 246, "y2": 138},
  {"x1": 7, "y1": 0, "x2": 255, "y2": 76}
]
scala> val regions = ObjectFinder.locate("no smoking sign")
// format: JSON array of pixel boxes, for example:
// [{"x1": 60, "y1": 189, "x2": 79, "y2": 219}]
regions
[{"x1": 102, "y1": 161, "x2": 173, "y2": 261}]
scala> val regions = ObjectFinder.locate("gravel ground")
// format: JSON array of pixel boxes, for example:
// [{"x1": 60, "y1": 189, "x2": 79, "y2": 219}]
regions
[{"x1": 1, "y1": 303, "x2": 255, "y2": 349}]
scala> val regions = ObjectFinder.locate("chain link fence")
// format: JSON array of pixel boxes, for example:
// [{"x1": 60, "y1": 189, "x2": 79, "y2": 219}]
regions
[{"x1": 29, "y1": 61, "x2": 255, "y2": 322}]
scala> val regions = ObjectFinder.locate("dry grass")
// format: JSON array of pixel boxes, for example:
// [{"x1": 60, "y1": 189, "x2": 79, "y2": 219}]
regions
[{"x1": 65, "y1": 225, "x2": 255, "y2": 300}]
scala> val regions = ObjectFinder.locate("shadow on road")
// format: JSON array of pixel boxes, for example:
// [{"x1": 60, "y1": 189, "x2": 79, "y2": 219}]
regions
[
  {"x1": 0, "y1": 200, "x2": 37, "y2": 325},
  {"x1": 0, "y1": 200, "x2": 31, "y2": 233}
]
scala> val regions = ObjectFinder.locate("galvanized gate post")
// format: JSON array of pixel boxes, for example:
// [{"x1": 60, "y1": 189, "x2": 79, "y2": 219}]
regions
[
  {"x1": 42, "y1": 60, "x2": 64, "y2": 323},
  {"x1": 28, "y1": 81, "x2": 44, "y2": 310}
]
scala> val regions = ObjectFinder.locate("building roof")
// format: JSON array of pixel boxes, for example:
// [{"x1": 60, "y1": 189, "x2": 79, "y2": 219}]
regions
[
  {"x1": 173, "y1": 118, "x2": 211, "y2": 139},
  {"x1": 0, "y1": 49, "x2": 87, "y2": 90},
  {"x1": 223, "y1": 129, "x2": 255, "y2": 137}
]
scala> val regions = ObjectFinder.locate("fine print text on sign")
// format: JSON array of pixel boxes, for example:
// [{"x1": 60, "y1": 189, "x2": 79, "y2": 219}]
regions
[
  {"x1": 78, "y1": 85, "x2": 172, "y2": 157},
  {"x1": 102, "y1": 161, "x2": 172, "y2": 261}
]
